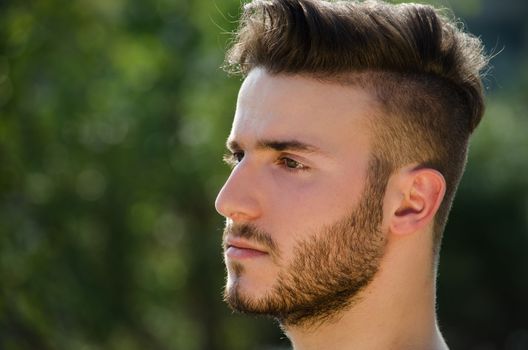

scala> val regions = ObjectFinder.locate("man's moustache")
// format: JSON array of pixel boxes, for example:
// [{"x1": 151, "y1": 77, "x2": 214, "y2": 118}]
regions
[{"x1": 223, "y1": 223, "x2": 279, "y2": 254}]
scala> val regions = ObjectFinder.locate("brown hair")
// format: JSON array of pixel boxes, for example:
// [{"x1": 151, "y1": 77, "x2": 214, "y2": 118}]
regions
[{"x1": 224, "y1": 0, "x2": 489, "y2": 251}]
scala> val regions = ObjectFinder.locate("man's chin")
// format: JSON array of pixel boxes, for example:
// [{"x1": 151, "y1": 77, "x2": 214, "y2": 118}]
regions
[
  {"x1": 223, "y1": 280, "x2": 277, "y2": 315},
  {"x1": 225, "y1": 264, "x2": 278, "y2": 302},
  {"x1": 224, "y1": 285, "x2": 257, "y2": 313}
]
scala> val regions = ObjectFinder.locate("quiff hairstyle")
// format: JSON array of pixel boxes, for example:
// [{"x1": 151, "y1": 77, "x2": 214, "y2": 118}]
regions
[{"x1": 224, "y1": 0, "x2": 489, "y2": 253}]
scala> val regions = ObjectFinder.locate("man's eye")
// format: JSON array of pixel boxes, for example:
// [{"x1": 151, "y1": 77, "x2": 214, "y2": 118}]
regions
[
  {"x1": 279, "y1": 157, "x2": 306, "y2": 170},
  {"x1": 232, "y1": 151, "x2": 244, "y2": 162},
  {"x1": 223, "y1": 151, "x2": 244, "y2": 167}
]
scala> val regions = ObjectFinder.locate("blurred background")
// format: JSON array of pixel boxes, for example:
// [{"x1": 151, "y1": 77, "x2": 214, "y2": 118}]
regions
[{"x1": 0, "y1": 0, "x2": 527, "y2": 349}]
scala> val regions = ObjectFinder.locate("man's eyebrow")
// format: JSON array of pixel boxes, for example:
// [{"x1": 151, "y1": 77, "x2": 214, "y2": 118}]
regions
[
  {"x1": 226, "y1": 139, "x2": 321, "y2": 153},
  {"x1": 256, "y1": 139, "x2": 321, "y2": 153},
  {"x1": 226, "y1": 140, "x2": 242, "y2": 151}
]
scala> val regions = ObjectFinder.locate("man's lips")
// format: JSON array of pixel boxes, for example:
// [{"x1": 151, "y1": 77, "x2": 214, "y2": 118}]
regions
[{"x1": 225, "y1": 238, "x2": 268, "y2": 259}]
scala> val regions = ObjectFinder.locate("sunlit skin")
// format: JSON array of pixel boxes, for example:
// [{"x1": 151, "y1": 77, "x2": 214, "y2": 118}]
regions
[
  {"x1": 215, "y1": 68, "x2": 449, "y2": 349},
  {"x1": 216, "y1": 68, "x2": 373, "y2": 299}
]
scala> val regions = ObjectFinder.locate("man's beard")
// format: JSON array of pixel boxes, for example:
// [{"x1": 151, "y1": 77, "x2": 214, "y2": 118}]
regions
[{"x1": 222, "y1": 157, "x2": 389, "y2": 329}]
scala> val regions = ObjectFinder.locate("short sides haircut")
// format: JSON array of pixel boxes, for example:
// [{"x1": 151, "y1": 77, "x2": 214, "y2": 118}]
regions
[{"x1": 224, "y1": 0, "x2": 489, "y2": 252}]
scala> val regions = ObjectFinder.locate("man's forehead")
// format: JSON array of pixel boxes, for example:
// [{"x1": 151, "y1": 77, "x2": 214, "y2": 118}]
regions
[
  {"x1": 236, "y1": 69, "x2": 378, "y2": 120},
  {"x1": 230, "y1": 69, "x2": 376, "y2": 153}
]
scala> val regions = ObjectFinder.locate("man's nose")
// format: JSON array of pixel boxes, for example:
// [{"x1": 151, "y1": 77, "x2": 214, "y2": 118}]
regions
[{"x1": 215, "y1": 161, "x2": 262, "y2": 222}]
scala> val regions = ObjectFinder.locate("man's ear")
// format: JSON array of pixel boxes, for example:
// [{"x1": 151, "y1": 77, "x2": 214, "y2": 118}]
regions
[{"x1": 386, "y1": 166, "x2": 446, "y2": 236}]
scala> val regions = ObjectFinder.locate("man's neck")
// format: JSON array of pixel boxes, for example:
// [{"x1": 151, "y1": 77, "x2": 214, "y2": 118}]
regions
[{"x1": 283, "y1": 232, "x2": 449, "y2": 350}]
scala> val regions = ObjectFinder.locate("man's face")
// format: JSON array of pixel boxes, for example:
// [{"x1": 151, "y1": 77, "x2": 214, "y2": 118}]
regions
[{"x1": 215, "y1": 68, "x2": 388, "y2": 326}]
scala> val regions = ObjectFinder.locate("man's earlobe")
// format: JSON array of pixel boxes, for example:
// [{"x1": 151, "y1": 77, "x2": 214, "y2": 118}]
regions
[{"x1": 389, "y1": 168, "x2": 446, "y2": 236}]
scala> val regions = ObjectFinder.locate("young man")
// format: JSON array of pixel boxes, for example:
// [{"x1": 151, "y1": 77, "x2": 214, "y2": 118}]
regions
[{"x1": 215, "y1": 0, "x2": 489, "y2": 348}]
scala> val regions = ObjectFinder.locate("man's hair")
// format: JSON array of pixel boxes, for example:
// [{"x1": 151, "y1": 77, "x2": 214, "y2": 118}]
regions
[{"x1": 224, "y1": 0, "x2": 489, "y2": 253}]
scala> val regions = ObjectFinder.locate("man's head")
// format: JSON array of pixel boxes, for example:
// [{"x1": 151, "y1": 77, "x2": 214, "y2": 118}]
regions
[{"x1": 216, "y1": 0, "x2": 488, "y2": 328}]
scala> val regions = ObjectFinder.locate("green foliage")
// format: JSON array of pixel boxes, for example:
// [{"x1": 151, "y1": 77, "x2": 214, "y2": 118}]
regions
[{"x1": 0, "y1": 0, "x2": 527, "y2": 349}]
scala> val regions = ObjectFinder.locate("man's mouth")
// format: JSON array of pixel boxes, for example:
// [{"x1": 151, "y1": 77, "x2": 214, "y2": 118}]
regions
[{"x1": 225, "y1": 239, "x2": 268, "y2": 259}]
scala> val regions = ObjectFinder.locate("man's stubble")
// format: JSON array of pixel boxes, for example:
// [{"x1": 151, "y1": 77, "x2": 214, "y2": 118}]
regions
[{"x1": 223, "y1": 157, "x2": 389, "y2": 329}]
